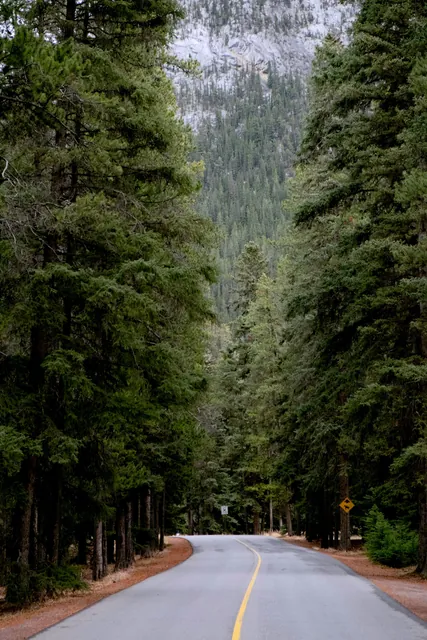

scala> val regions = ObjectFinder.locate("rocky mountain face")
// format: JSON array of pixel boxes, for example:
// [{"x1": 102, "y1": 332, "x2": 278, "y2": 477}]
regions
[
  {"x1": 174, "y1": 0, "x2": 357, "y2": 125},
  {"x1": 172, "y1": 1, "x2": 358, "y2": 317}
]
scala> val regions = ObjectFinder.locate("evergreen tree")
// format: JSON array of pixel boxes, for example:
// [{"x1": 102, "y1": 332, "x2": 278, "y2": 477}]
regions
[{"x1": 0, "y1": 0, "x2": 215, "y2": 601}]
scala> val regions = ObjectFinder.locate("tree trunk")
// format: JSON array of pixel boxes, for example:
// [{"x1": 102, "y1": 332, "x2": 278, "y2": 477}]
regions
[
  {"x1": 93, "y1": 520, "x2": 104, "y2": 581},
  {"x1": 285, "y1": 503, "x2": 293, "y2": 537},
  {"x1": 125, "y1": 501, "x2": 133, "y2": 567},
  {"x1": 253, "y1": 510, "x2": 260, "y2": 535},
  {"x1": 30, "y1": 501, "x2": 38, "y2": 570},
  {"x1": 321, "y1": 490, "x2": 329, "y2": 549},
  {"x1": 115, "y1": 506, "x2": 126, "y2": 570},
  {"x1": 145, "y1": 489, "x2": 151, "y2": 529},
  {"x1": 188, "y1": 509, "x2": 193, "y2": 535},
  {"x1": 137, "y1": 494, "x2": 141, "y2": 528},
  {"x1": 154, "y1": 495, "x2": 159, "y2": 549},
  {"x1": 295, "y1": 509, "x2": 301, "y2": 536},
  {"x1": 339, "y1": 455, "x2": 351, "y2": 551},
  {"x1": 159, "y1": 489, "x2": 165, "y2": 551},
  {"x1": 417, "y1": 461, "x2": 427, "y2": 574},
  {"x1": 198, "y1": 504, "x2": 203, "y2": 536},
  {"x1": 6, "y1": 457, "x2": 36, "y2": 602},
  {"x1": 107, "y1": 524, "x2": 115, "y2": 564},
  {"x1": 64, "y1": 0, "x2": 76, "y2": 39},
  {"x1": 50, "y1": 468, "x2": 62, "y2": 565},
  {"x1": 18, "y1": 456, "x2": 37, "y2": 567},
  {"x1": 269, "y1": 494, "x2": 274, "y2": 533},
  {"x1": 102, "y1": 521, "x2": 108, "y2": 574},
  {"x1": 417, "y1": 220, "x2": 427, "y2": 573},
  {"x1": 306, "y1": 508, "x2": 316, "y2": 542}
]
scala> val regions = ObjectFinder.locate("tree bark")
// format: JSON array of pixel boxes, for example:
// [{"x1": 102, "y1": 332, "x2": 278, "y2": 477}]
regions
[
  {"x1": 30, "y1": 501, "x2": 38, "y2": 570},
  {"x1": 154, "y1": 495, "x2": 159, "y2": 548},
  {"x1": 269, "y1": 492, "x2": 274, "y2": 533},
  {"x1": 417, "y1": 461, "x2": 427, "y2": 574},
  {"x1": 188, "y1": 509, "x2": 194, "y2": 535},
  {"x1": 107, "y1": 524, "x2": 115, "y2": 564},
  {"x1": 93, "y1": 520, "x2": 104, "y2": 581},
  {"x1": 159, "y1": 488, "x2": 165, "y2": 551},
  {"x1": 295, "y1": 509, "x2": 301, "y2": 536},
  {"x1": 306, "y1": 515, "x2": 314, "y2": 542},
  {"x1": 64, "y1": 0, "x2": 76, "y2": 39},
  {"x1": 144, "y1": 489, "x2": 151, "y2": 529},
  {"x1": 253, "y1": 510, "x2": 260, "y2": 535},
  {"x1": 18, "y1": 456, "x2": 37, "y2": 567},
  {"x1": 125, "y1": 501, "x2": 133, "y2": 567},
  {"x1": 115, "y1": 506, "x2": 126, "y2": 570},
  {"x1": 285, "y1": 503, "x2": 293, "y2": 537},
  {"x1": 137, "y1": 494, "x2": 141, "y2": 528},
  {"x1": 417, "y1": 220, "x2": 427, "y2": 573},
  {"x1": 50, "y1": 468, "x2": 62, "y2": 565},
  {"x1": 321, "y1": 490, "x2": 329, "y2": 549},
  {"x1": 102, "y1": 521, "x2": 108, "y2": 574},
  {"x1": 339, "y1": 455, "x2": 351, "y2": 551}
]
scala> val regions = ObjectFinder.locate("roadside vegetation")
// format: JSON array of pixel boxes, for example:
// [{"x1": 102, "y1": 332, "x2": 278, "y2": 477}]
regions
[
  {"x1": 188, "y1": 0, "x2": 427, "y2": 574},
  {"x1": 2, "y1": 0, "x2": 427, "y2": 610},
  {"x1": 0, "y1": 0, "x2": 214, "y2": 605}
]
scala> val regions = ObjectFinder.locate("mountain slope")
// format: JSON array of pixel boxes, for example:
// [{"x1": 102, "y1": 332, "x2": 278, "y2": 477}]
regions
[{"x1": 173, "y1": 0, "x2": 358, "y2": 317}]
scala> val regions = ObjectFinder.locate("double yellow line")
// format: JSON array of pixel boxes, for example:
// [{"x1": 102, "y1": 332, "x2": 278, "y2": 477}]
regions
[{"x1": 232, "y1": 540, "x2": 262, "y2": 640}]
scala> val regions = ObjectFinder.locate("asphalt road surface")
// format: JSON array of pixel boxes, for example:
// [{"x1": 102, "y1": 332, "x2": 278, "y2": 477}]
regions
[{"x1": 34, "y1": 535, "x2": 427, "y2": 640}]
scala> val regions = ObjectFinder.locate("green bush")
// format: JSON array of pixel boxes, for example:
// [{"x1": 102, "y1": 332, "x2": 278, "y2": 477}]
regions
[
  {"x1": 365, "y1": 506, "x2": 418, "y2": 568},
  {"x1": 6, "y1": 563, "x2": 88, "y2": 605}
]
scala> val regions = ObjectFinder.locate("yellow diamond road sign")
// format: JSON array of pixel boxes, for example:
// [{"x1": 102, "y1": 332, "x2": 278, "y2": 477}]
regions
[{"x1": 340, "y1": 497, "x2": 355, "y2": 513}]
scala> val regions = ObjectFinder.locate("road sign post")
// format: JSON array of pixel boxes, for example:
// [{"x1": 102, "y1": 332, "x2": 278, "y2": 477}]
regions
[
  {"x1": 339, "y1": 498, "x2": 354, "y2": 514},
  {"x1": 221, "y1": 506, "x2": 228, "y2": 534},
  {"x1": 339, "y1": 497, "x2": 354, "y2": 551}
]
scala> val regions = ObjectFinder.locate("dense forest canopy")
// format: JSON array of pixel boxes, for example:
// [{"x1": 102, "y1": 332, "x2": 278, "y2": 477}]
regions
[
  {"x1": 189, "y1": 67, "x2": 306, "y2": 318},
  {"x1": 188, "y1": 0, "x2": 427, "y2": 575},
  {"x1": 2, "y1": 0, "x2": 427, "y2": 607},
  {"x1": 0, "y1": 0, "x2": 215, "y2": 603}
]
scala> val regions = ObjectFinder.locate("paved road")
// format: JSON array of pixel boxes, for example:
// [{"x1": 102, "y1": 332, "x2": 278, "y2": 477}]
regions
[{"x1": 34, "y1": 535, "x2": 427, "y2": 640}]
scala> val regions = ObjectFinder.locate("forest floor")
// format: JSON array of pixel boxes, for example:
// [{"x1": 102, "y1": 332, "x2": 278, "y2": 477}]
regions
[
  {"x1": 282, "y1": 534, "x2": 427, "y2": 622},
  {"x1": 0, "y1": 537, "x2": 192, "y2": 640}
]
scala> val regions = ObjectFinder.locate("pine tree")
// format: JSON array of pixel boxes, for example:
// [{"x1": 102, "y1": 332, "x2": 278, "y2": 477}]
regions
[{"x1": 0, "y1": 0, "x2": 215, "y2": 601}]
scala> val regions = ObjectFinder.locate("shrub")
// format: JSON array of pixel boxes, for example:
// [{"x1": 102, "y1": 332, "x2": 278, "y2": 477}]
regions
[
  {"x1": 365, "y1": 506, "x2": 418, "y2": 568},
  {"x1": 6, "y1": 563, "x2": 88, "y2": 605}
]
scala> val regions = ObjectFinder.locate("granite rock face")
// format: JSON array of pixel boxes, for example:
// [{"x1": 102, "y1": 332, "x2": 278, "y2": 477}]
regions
[{"x1": 173, "y1": 0, "x2": 357, "y2": 126}]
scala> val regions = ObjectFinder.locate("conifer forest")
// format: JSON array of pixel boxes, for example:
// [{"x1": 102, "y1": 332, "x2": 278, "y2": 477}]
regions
[{"x1": 2, "y1": 0, "x2": 427, "y2": 607}]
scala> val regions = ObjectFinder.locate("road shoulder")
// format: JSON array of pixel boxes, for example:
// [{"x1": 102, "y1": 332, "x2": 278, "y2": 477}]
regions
[
  {"x1": 0, "y1": 537, "x2": 192, "y2": 640},
  {"x1": 280, "y1": 535, "x2": 427, "y2": 623}
]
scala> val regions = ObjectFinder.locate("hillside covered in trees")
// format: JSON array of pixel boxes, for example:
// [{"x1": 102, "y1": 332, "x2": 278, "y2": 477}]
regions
[
  {"x1": 189, "y1": 0, "x2": 427, "y2": 575},
  {"x1": 175, "y1": 0, "x2": 356, "y2": 318}
]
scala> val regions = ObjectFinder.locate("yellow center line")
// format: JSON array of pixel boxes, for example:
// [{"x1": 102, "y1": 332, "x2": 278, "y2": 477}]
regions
[{"x1": 232, "y1": 539, "x2": 262, "y2": 640}]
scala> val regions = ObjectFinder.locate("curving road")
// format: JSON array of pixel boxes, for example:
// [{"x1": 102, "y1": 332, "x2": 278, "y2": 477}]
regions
[{"x1": 33, "y1": 535, "x2": 427, "y2": 640}]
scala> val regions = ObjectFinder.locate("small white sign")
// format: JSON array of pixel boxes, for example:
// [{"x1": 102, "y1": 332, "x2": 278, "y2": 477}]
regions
[{"x1": 221, "y1": 506, "x2": 228, "y2": 515}]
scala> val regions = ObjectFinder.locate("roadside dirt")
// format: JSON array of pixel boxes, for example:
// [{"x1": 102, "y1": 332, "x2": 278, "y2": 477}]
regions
[
  {"x1": 0, "y1": 537, "x2": 192, "y2": 640},
  {"x1": 283, "y1": 535, "x2": 427, "y2": 622}
]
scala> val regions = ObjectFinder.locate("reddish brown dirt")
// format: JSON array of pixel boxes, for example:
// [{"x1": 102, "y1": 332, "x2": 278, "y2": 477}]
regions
[
  {"x1": 283, "y1": 535, "x2": 427, "y2": 622},
  {"x1": 0, "y1": 537, "x2": 192, "y2": 640}
]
